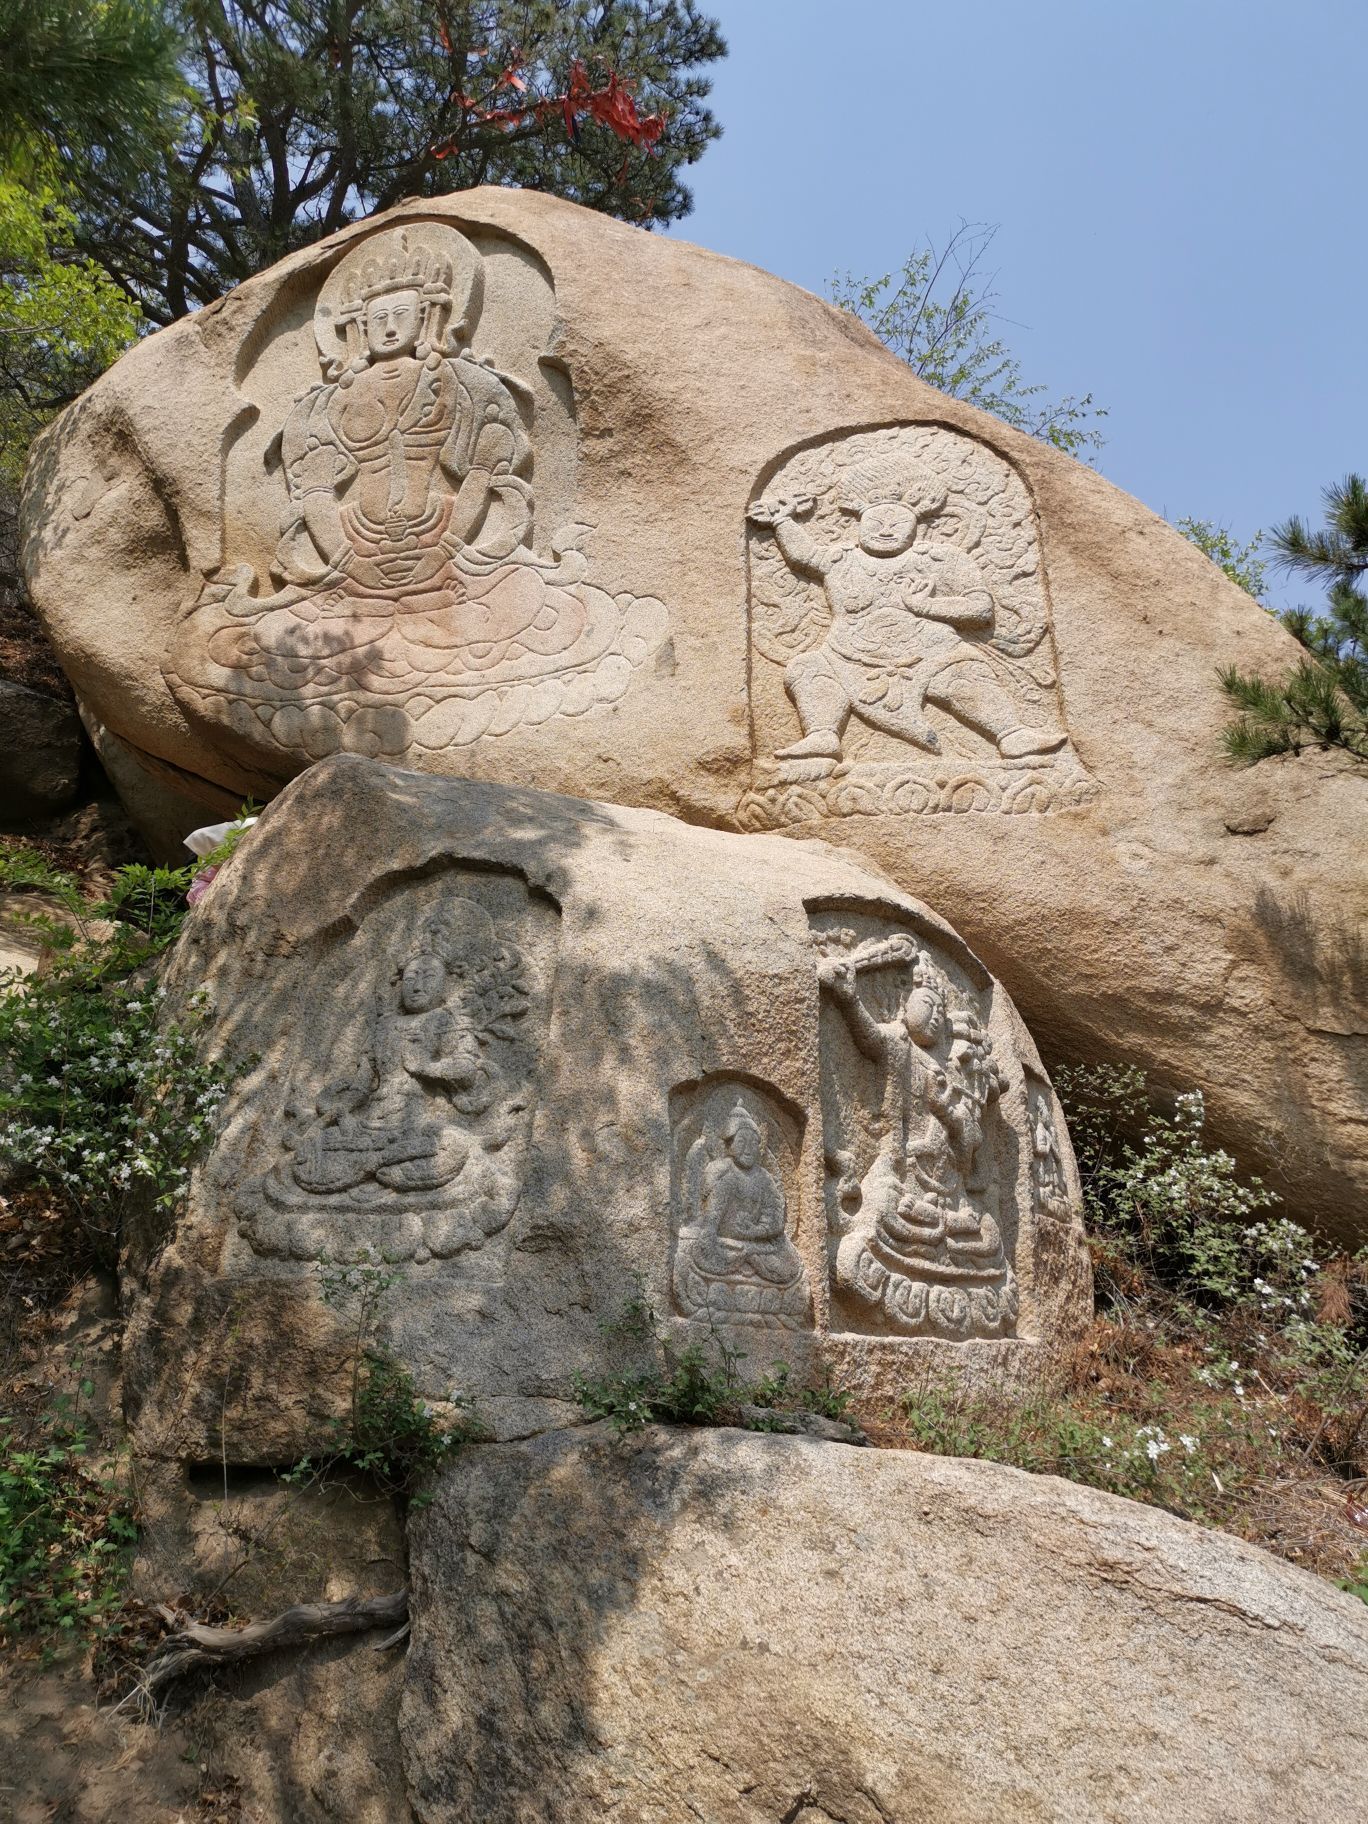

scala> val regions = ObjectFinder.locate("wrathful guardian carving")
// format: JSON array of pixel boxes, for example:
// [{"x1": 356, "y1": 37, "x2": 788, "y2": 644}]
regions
[
  {"x1": 739, "y1": 425, "x2": 1096, "y2": 824},
  {"x1": 165, "y1": 222, "x2": 666, "y2": 767},
  {"x1": 815, "y1": 925, "x2": 1017, "y2": 1339},
  {"x1": 239, "y1": 893, "x2": 542, "y2": 1262}
]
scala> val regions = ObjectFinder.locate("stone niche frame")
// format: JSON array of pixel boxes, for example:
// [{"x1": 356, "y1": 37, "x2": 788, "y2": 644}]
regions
[
  {"x1": 217, "y1": 858, "x2": 562, "y2": 1276},
  {"x1": 647, "y1": 891, "x2": 1093, "y2": 1408},
  {"x1": 738, "y1": 419, "x2": 1097, "y2": 830},
  {"x1": 667, "y1": 1073, "x2": 813, "y2": 1333},
  {"x1": 160, "y1": 213, "x2": 669, "y2": 784}
]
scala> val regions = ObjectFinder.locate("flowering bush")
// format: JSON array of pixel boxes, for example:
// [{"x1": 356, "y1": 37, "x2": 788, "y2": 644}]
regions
[
  {"x1": 1055, "y1": 1064, "x2": 1309, "y2": 1307},
  {"x1": 0, "y1": 846, "x2": 237, "y2": 1268}
]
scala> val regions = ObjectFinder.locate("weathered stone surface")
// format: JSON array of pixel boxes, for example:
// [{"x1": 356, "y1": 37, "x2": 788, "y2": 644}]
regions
[
  {"x1": 125, "y1": 754, "x2": 1090, "y2": 1464},
  {"x1": 0, "y1": 678, "x2": 82, "y2": 818},
  {"x1": 402, "y1": 1423, "x2": 1368, "y2": 1824},
  {"x1": 19, "y1": 190, "x2": 1366, "y2": 1235}
]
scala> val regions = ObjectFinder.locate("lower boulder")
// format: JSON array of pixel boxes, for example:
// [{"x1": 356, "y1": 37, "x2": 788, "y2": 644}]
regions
[
  {"x1": 403, "y1": 1424, "x2": 1368, "y2": 1824},
  {"x1": 0, "y1": 678, "x2": 82, "y2": 819}
]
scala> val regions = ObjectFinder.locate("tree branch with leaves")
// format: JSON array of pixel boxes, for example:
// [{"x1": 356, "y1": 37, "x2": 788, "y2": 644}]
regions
[
  {"x1": 829, "y1": 222, "x2": 1106, "y2": 460},
  {"x1": 1214, "y1": 476, "x2": 1368, "y2": 765}
]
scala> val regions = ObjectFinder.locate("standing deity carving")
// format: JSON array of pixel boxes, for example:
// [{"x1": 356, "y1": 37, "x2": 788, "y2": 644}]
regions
[
  {"x1": 673, "y1": 1100, "x2": 811, "y2": 1329},
  {"x1": 240, "y1": 893, "x2": 542, "y2": 1263},
  {"x1": 815, "y1": 929, "x2": 1017, "y2": 1338},
  {"x1": 165, "y1": 223, "x2": 666, "y2": 767},
  {"x1": 1028, "y1": 1084, "x2": 1074, "y2": 1226},
  {"x1": 739, "y1": 425, "x2": 1096, "y2": 825}
]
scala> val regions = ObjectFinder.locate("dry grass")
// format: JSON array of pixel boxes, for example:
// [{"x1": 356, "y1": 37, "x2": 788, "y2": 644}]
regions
[{"x1": 882, "y1": 1282, "x2": 1368, "y2": 1589}]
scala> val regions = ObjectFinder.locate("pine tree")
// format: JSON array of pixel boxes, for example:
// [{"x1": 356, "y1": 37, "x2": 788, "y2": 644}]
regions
[
  {"x1": 1220, "y1": 476, "x2": 1368, "y2": 765},
  {"x1": 0, "y1": 0, "x2": 183, "y2": 182},
  {"x1": 71, "y1": 0, "x2": 726, "y2": 326}
]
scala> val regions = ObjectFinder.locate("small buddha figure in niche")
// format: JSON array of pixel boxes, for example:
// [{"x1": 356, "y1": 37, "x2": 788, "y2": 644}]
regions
[
  {"x1": 817, "y1": 935, "x2": 1013, "y2": 1333},
  {"x1": 675, "y1": 1102, "x2": 811, "y2": 1330},
  {"x1": 748, "y1": 452, "x2": 1066, "y2": 764},
  {"x1": 283, "y1": 900, "x2": 527, "y2": 1201}
]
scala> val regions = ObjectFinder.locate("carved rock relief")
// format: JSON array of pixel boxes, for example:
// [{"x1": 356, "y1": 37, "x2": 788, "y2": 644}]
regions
[
  {"x1": 812, "y1": 908, "x2": 1018, "y2": 1340},
  {"x1": 738, "y1": 424, "x2": 1097, "y2": 828},
  {"x1": 669, "y1": 1078, "x2": 812, "y2": 1331},
  {"x1": 235, "y1": 869, "x2": 557, "y2": 1264},
  {"x1": 1028, "y1": 1080, "x2": 1074, "y2": 1228},
  {"x1": 164, "y1": 221, "x2": 667, "y2": 771}
]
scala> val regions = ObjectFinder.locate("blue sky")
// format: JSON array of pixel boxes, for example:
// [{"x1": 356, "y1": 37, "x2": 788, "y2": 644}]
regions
[{"x1": 667, "y1": 0, "x2": 1366, "y2": 606}]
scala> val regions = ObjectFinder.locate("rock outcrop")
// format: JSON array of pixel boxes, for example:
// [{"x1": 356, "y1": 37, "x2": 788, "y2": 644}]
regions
[
  {"x1": 19, "y1": 188, "x2": 1366, "y2": 1236},
  {"x1": 0, "y1": 678, "x2": 82, "y2": 819},
  {"x1": 403, "y1": 1423, "x2": 1368, "y2": 1824},
  {"x1": 127, "y1": 754, "x2": 1090, "y2": 1464}
]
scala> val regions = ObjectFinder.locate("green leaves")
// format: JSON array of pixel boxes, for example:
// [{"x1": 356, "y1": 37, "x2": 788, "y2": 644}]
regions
[
  {"x1": 1210, "y1": 474, "x2": 1368, "y2": 767},
  {"x1": 76, "y1": 0, "x2": 727, "y2": 326},
  {"x1": 0, "y1": 0, "x2": 183, "y2": 181},
  {"x1": 0, "y1": 179, "x2": 141, "y2": 486},
  {"x1": 1177, "y1": 518, "x2": 1268, "y2": 600},
  {"x1": 0, "y1": 1397, "x2": 137, "y2": 1646},
  {"x1": 0, "y1": 843, "x2": 240, "y2": 1270},
  {"x1": 830, "y1": 223, "x2": 1107, "y2": 460}
]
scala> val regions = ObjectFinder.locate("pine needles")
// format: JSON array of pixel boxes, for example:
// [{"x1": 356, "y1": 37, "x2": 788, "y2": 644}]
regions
[{"x1": 1219, "y1": 473, "x2": 1368, "y2": 765}]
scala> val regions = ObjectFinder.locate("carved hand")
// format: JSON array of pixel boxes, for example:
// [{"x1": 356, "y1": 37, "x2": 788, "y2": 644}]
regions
[
  {"x1": 748, "y1": 493, "x2": 814, "y2": 529},
  {"x1": 817, "y1": 955, "x2": 857, "y2": 994}
]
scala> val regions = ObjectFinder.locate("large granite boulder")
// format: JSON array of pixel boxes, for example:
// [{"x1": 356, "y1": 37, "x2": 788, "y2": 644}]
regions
[
  {"x1": 19, "y1": 191, "x2": 1366, "y2": 1236},
  {"x1": 0, "y1": 678, "x2": 82, "y2": 819},
  {"x1": 125, "y1": 755, "x2": 1091, "y2": 1464},
  {"x1": 403, "y1": 1423, "x2": 1368, "y2": 1824}
]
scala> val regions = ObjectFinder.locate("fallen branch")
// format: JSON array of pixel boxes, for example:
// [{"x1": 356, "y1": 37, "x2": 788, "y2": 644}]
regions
[{"x1": 133, "y1": 1589, "x2": 409, "y2": 1703}]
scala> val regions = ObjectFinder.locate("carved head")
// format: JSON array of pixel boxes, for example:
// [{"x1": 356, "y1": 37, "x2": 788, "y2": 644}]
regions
[
  {"x1": 364, "y1": 287, "x2": 423, "y2": 360},
  {"x1": 316, "y1": 225, "x2": 486, "y2": 378},
  {"x1": 839, "y1": 453, "x2": 948, "y2": 557},
  {"x1": 901, "y1": 955, "x2": 947, "y2": 1046},
  {"x1": 721, "y1": 1103, "x2": 764, "y2": 1169},
  {"x1": 399, "y1": 951, "x2": 447, "y2": 1013}
]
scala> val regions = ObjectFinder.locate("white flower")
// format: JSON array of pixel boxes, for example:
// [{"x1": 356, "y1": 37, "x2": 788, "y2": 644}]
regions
[{"x1": 1179, "y1": 1435, "x2": 1198, "y2": 1453}]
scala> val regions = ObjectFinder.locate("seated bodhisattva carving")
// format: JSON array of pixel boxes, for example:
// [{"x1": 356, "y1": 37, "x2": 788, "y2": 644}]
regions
[
  {"x1": 243, "y1": 897, "x2": 534, "y2": 1261},
  {"x1": 674, "y1": 1102, "x2": 811, "y2": 1330},
  {"x1": 816, "y1": 932, "x2": 1016, "y2": 1338},
  {"x1": 165, "y1": 222, "x2": 665, "y2": 765}
]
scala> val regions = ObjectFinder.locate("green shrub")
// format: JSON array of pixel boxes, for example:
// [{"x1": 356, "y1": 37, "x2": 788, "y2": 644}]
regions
[
  {"x1": 285, "y1": 1251, "x2": 485, "y2": 1503},
  {"x1": 0, "y1": 846, "x2": 240, "y2": 1267},
  {"x1": 573, "y1": 1295, "x2": 853, "y2": 1436},
  {"x1": 0, "y1": 1387, "x2": 136, "y2": 1645}
]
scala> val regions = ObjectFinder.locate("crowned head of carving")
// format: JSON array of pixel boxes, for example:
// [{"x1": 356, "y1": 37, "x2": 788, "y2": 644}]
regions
[
  {"x1": 720, "y1": 1102, "x2": 765, "y2": 1169},
  {"x1": 363, "y1": 286, "x2": 424, "y2": 361},
  {"x1": 315, "y1": 224, "x2": 486, "y2": 379},
  {"x1": 839, "y1": 452, "x2": 949, "y2": 557},
  {"x1": 901, "y1": 952, "x2": 947, "y2": 1046}
]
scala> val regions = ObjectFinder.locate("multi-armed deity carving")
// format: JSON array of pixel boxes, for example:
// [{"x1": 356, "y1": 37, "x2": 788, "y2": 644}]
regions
[
  {"x1": 814, "y1": 925, "x2": 1017, "y2": 1339},
  {"x1": 239, "y1": 891, "x2": 544, "y2": 1263},
  {"x1": 739, "y1": 425, "x2": 1096, "y2": 825},
  {"x1": 165, "y1": 222, "x2": 666, "y2": 768},
  {"x1": 671, "y1": 1086, "x2": 811, "y2": 1330}
]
